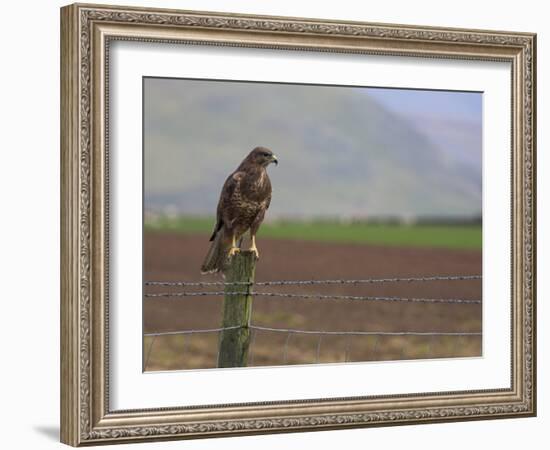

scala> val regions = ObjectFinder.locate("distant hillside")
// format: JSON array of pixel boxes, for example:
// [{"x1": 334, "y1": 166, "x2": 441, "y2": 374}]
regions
[{"x1": 144, "y1": 79, "x2": 481, "y2": 219}]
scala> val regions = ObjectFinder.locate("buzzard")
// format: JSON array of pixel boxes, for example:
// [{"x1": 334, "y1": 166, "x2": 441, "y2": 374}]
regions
[{"x1": 201, "y1": 146, "x2": 278, "y2": 274}]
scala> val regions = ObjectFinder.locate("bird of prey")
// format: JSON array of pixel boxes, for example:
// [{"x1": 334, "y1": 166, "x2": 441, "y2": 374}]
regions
[{"x1": 201, "y1": 147, "x2": 278, "y2": 274}]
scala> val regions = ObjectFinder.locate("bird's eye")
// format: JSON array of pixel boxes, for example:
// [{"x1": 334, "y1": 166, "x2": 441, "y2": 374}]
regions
[{"x1": 262, "y1": 152, "x2": 269, "y2": 157}]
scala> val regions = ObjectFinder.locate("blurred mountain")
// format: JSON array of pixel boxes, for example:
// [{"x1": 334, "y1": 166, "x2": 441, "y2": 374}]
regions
[{"x1": 144, "y1": 79, "x2": 481, "y2": 219}]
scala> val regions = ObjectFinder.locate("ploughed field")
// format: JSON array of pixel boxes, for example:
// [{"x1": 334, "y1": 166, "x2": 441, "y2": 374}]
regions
[{"x1": 143, "y1": 229, "x2": 482, "y2": 371}]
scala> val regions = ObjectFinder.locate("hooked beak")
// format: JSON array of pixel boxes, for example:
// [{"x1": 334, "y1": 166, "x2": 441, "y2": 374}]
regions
[{"x1": 271, "y1": 155, "x2": 278, "y2": 166}]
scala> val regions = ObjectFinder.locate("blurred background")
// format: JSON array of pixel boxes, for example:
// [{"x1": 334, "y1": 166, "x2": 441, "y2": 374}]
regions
[{"x1": 143, "y1": 77, "x2": 482, "y2": 371}]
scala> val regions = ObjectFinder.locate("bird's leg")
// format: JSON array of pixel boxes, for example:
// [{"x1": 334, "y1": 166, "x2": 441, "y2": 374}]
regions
[
  {"x1": 248, "y1": 234, "x2": 259, "y2": 259},
  {"x1": 228, "y1": 233, "x2": 240, "y2": 257}
]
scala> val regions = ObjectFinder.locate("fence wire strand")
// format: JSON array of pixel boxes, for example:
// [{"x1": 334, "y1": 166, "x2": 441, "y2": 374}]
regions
[
  {"x1": 144, "y1": 324, "x2": 481, "y2": 338},
  {"x1": 248, "y1": 325, "x2": 481, "y2": 336},
  {"x1": 144, "y1": 335, "x2": 157, "y2": 370},
  {"x1": 344, "y1": 335, "x2": 352, "y2": 362},
  {"x1": 371, "y1": 335, "x2": 381, "y2": 360},
  {"x1": 143, "y1": 274, "x2": 482, "y2": 368},
  {"x1": 283, "y1": 332, "x2": 292, "y2": 364},
  {"x1": 144, "y1": 290, "x2": 481, "y2": 304},
  {"x1": 248, "y1": 328, "x2": 258, "y2": 366},
  {"x1": 144, "y1": 325, "x2": 241, "y2": 337},
  {"x1": 145, "y1": 274, "x2": 481, "y2": 288}
]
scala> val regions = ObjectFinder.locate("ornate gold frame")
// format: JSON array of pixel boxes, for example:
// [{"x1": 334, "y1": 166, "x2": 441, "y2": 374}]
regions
[{"x1": 60, "y1": 3, "x2": 536, "y2": 446}]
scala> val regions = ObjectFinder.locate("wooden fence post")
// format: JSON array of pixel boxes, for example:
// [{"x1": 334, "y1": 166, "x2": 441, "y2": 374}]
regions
[{"x1": 217, "y1": 251, "x2": 256, "y2": 368}]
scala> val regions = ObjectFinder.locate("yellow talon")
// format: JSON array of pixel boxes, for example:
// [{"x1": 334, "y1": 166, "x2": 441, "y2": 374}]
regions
[
  {"x1": 249, "y1": 235, "x2": 259, "y2": 259},
  {"x1": 228, "y1": 246, "x2": 240, "y2": 257}
]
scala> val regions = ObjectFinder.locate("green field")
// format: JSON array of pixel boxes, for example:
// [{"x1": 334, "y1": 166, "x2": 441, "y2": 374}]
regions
[{"x1": 145, "y1": 216, "x2": 482, "y2": 250}]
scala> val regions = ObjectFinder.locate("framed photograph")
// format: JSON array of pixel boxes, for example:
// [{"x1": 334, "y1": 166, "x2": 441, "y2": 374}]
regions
[{"x1": 60, "y1": 3, "x2": 536, "y2": 446}]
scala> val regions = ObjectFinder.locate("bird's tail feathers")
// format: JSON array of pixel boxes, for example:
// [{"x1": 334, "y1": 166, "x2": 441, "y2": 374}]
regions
[{"x1": 200, "y1": 229, "x2": 231, "y2": 274}]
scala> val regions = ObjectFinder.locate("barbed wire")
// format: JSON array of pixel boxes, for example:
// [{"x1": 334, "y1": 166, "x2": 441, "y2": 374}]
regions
[
  {"x1": 144, "y1": 290, "x2": 481, "y2": 304},
  {"x1": 144, "y1": 274, "x2": 481, "y2": 288},
  {"x1": 254, "y1": 292, "x2": 481, "y2": 304},
  {"x1": 145, "y1": 291, "x2": 228, "y2": 298},
  {"x1": 143, "y1": 274, "x2": 482, "y2": 369}
]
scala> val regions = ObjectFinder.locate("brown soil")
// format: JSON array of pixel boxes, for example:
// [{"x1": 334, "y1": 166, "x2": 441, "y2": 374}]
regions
[{"x1": 144, "y1": 232, "x2": 482, "y2": 371}]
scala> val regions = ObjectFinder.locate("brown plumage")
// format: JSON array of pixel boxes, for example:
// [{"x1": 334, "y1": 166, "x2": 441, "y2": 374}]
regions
[{"x1": 201, "y1": 146, "x2": 278, "y2": 274}]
